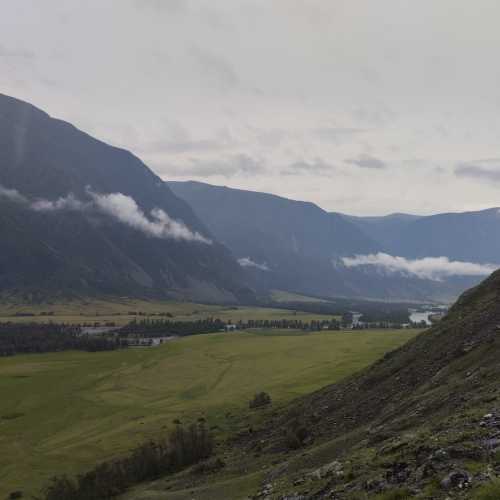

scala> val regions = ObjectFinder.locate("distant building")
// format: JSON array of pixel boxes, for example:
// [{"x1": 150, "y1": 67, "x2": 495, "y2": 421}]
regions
[{"x1": 351, "y1": 312, "x2": 363, "y2": 328}]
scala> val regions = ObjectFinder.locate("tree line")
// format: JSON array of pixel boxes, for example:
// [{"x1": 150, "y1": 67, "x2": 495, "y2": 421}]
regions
[
  {"x1": 37, "y1": 422, "x2": 213, "y2": 500},
  {"x1": 118, "y1": 318, "x2": 226, "y2": 338},
  {"x1": 0, "y1": 323, "x2": 125, "y2": 357}
]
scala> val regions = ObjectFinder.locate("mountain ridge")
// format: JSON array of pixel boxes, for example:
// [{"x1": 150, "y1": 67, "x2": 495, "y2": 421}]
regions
[{"x1": 0, "y1": 94, "x2": 252, "y2": 303}]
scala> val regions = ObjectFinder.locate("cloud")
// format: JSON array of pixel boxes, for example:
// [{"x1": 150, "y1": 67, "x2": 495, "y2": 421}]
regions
[
  {"x1": 167, "y1": 154, "x2": 266, "y2": 178},
  {"x1": 89, "y1": 190, "x2": 211, "y2": 243},
  {"x1": 313, "y1": 127, "x2": 367, "y2": 143},
  {"x1": 342, "y1": 253, "x2": 497, "y2": 281},
  {"x1": 135, "y1": 123, "x2": 236, "y2": 155},
  {"x1": 0, "y1": 183, "x2": 209, "y2": 244},
  {"x1": 345, "y1": 154, "x2": 387, "y2": 169},
  {"x1": 282, "y1": 158, "x2": 334, "y2": 176},
  {"x1": 31, "y1": 193, "x2": 87, "y2": 212},
  {"x1": 455, "y1": 159, "x2": 500, "y2": 183},
  {"x1": 0, "y1": 185, "x2": 28, "y2": 203},
  {"x1": 133, "y1": 0, "x2": 186, "y2": 13},
  {"x1": 237, "y1": 257, "x2": 270, "y2": 271},
  {"x1": 189, "y1": 45, "x2": 240, "y2": 92},
  {"x1": 140, "y1": 138, "x2": 229, "y2": 155},
  {"x1": 0, "y1": 44, "x2": 36, "y2": 61}
]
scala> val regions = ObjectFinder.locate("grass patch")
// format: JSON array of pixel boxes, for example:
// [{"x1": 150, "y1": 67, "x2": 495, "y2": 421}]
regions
[
  {"x1": 474, "y1": 480, "x2": 500, "y2": 500},
  {"x1": 0, "y1": 328, "x2": 418, "y2": 497}
]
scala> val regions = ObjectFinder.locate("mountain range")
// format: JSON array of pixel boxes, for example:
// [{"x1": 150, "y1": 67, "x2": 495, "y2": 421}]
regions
[
  {"x1": 1, "y1": 93, "x2": 498, "y2": 304},
  {"x1": 170, "y1": 181, "x2": 498, "y2": 302}
]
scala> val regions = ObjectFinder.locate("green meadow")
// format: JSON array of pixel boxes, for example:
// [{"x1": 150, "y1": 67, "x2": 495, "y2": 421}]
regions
[
  {"x1": 0, "y1": 297, "x2": 339, "y2": 325},
  {"x1": 0, "y1": 328, "x2": 419, "y2": 497}
]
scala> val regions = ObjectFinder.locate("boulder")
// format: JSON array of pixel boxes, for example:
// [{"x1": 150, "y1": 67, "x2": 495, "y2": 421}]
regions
[
  {"x1": 440, "y1": 470, "x2": 471, "y2": 489},
  {"x1": 309, "y1": 460, "x2": 343, "y2": 480}
]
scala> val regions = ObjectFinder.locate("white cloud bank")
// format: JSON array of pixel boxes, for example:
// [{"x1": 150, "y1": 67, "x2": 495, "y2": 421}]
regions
[
  {"x1": 0, "y1": 185, "x2": 27, "y2": 203},
  {"x1": 89, "y1": 191, "x2": 210, "y2": 243},
  {"x1": 342, "y1": 253, "x2": 497, "y2": 281},
  {"x1": 31, "y1": 193, "x2": 87, "y2": 212},
  {"x1": 237, "y1": 257, "x2": 270, "y2": 271},
  {"x1": 0, "y1": 183, "x2": 210, "y2": 244}
]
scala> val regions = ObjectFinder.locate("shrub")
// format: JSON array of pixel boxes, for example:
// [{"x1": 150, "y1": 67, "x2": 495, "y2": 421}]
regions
[
  {"x1": 249, "y1": 392, "x2": 271, "y2": 409},
  {"x1": 284, "y1": 417, "x2": 310, "y2": 449},
  {"x1": 192, "y1": 457, "x2": 225, "y2": 475}
]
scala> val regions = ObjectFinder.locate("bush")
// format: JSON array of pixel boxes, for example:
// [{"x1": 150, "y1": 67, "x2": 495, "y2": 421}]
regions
[
  {"x1": 192, "y1": 457, "x2": 225, "y2": 475},
  {"x1": 474, "y1": 480, "x2": 500, "y2": 500},
  {"x1": 284, "y1": 417, "x2": 310, "y2": 449},
  {"x1": 249, "y1": 392, "x2": 271, "y2": 409}
]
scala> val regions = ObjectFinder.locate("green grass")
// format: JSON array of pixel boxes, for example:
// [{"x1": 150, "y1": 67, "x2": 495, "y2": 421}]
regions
[
  {"x1": 0, "y1": 328, "x2": 418, "y2": 497},
  {"x1": 0, "y1": 297, "x2": 339, "y2": 325},
  {"x1": 270, "y1": 289, "x2": 327, "y2": 303},
  {"x1": 474, "y1": 480, "x2": 500, "y2": 500}
]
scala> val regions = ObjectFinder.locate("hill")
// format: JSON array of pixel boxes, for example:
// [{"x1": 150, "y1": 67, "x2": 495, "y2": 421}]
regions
[{"x1": 0, "y1": 94, "x2": 251, "y2": 303}]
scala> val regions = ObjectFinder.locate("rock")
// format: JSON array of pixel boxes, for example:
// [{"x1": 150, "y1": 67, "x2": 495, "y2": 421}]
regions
[
  {"x1": 415, "y1": 462, "x2": 436, "y2": 482},
  {"x1": 440, "y1": 470, "x2": 471, "y2": 489},
  {"x1": 266, "y1": 462, "x2": 289, "y2": 481},
  {"x1": 429, "y1": 448, "x2": 449, "y2": 462},
  {"x1": 365, "y1": 477, "x2": 387, "y2": 493},
  {"x1": 479, "y1": 412, "x2": 500, "y2": 428},
  {"x1": 484, "y1": 438, "x2": 500, "y2": 451},
  {"x1": 309, "y1": 460, "x2": 343, "y2": 480},
  {"x1": 386, "y1": 461, "x2": 410, "y2": 484}
]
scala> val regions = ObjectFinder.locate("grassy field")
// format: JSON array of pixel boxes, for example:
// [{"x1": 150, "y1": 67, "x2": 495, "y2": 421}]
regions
[
  {"x1": 0, "y1": 328, "x2": 419, "y2": 497},
  {"x1": 0, "y1": 297, "x2": 339, "y2": 325},
  {"x1": 269, "y1": 289, "x2": 327, "y2": 303}
]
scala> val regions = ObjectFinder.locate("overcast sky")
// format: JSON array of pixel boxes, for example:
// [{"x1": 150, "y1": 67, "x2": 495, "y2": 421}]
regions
[{"x1": 2, "y1": 0, "x2": 500, "y2": 215}]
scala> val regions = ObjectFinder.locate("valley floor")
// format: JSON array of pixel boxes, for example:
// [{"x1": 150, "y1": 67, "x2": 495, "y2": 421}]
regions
[{"x1": 0, "y1": 328, "x2": 417, "y2": 498}]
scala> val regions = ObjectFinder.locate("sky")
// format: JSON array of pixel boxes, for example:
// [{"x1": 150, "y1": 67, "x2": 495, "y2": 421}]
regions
[{"x1": 2, "y1": 0, "x2": 500, "y2": 216}]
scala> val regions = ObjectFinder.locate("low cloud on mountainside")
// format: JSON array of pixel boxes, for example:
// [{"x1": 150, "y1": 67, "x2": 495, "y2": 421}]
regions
[
  {"x1": 342, "y1": 253, "x2": 497, "y2": 281},
  {"x1": 0, "y1": 184, "x2": 210, "y2": 244},
  {"x1": 31, "y1": 193, "x2": 87, "y2": 212},
  {"x1": 237, "y1": 257, "x2": 270, "y2": 271},
  {"x1": 0, "y1": 185, "x2": 27, "y2": 203},
  {"x1": 89, "y1": 191, "x2": 210, "y2": 244}
]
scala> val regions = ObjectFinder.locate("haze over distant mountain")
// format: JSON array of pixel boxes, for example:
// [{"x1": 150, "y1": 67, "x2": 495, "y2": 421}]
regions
[
  {"x1": 169, "y1": 181, "x2": 492, "y2": 302},
  {"x1": 0, "y1": 93, "x2": 251, "y2": 303}
]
